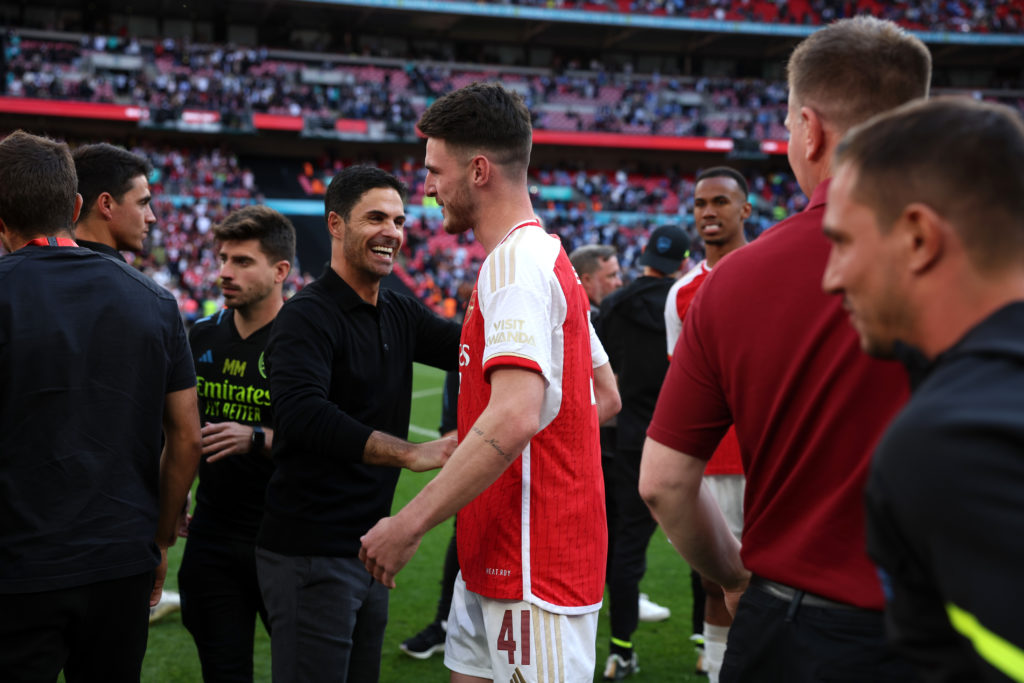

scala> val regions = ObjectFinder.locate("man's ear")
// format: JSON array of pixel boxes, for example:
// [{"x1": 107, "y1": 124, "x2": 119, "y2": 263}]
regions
[
  {"x1": 899, "y1": 202, "x2": 946, "y2": 275},
  {"x1": 275, "y1": 260, "x2": 292, "y2": 284},
  {"x1": 72, "y1": 193, "x2": 83, "y2": 224},
  {"x1": 802, "y1": 106, "x2": 827, "y2": 163},
  {"x1": 469, "y1": 155, "x2": 491, "y2": 187},
  {"x1": 95, "y1": 191, "x2": 115, "y2": 220},
  {"x1": 327, "y1": 211, "x2": 344, "y2": 240}
]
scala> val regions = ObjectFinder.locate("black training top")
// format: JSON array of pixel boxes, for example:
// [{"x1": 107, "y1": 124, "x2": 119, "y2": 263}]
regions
[
  {"x1": 867, "y1": 301, "x2": 1024, "y2": 682},
  {"x1": 76, "y1": 238, "x2": 127, "y2": 262},
  {"x1": 257, "y1": 266, "x2": 461, "y2": 557},
  {"x1": 188, "y1": 308, "x2": 275, "y2": 543},
  {"x1": 0, "y1": 244, "x2": 195, "y2": 593},
  {"x1": 598, "y1": 275, "x2": 675, "y2": 453}
]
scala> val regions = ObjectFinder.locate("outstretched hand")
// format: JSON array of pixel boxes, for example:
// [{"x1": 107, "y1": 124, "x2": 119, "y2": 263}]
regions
[
  {"x1": 404, "y1": 435, "x2": 457, "y2": 472},
  {"x1": 359, "y1": 516, "x2": 423, "y2": 589}
]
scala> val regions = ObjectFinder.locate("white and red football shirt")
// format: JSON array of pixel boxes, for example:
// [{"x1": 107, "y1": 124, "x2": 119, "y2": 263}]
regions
[
  {"x1": 664, "y1": 259, "x2": 743, "y2": 476},
  {"x1": 665, "y1": 260, "x2": 711, "y2": 358},
  {"x1": 456, "y1": 219, "x2": 608, "y2": 614}
]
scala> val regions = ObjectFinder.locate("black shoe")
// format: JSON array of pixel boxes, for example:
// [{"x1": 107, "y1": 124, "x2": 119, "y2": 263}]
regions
[{"x1": 400, "y1": 620, "x2": 447, "y2": 660}]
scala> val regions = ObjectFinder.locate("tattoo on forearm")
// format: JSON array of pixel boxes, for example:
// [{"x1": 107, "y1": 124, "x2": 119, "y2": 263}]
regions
[{"x1": 472, "y1": 426, "x2": 514, "y2": 462}]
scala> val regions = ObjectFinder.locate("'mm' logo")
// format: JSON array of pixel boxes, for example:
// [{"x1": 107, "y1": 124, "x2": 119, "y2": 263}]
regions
[{"x1": 223, "y1": 358, "x2": 247, "y2": 377}]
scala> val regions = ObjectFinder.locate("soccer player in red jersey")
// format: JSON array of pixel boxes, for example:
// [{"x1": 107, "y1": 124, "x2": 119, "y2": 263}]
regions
[{"x1": 360, "y1": 82, "x2": 620, "y2": 683}]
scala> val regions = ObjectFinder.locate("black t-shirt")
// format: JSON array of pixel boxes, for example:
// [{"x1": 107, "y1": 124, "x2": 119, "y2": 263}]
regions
[
  {"x1": 258, "y1": 267, "x2": 461, "y2": 557},
  {"x1": 867, "y1": 302, "x2": 1024, "y2": 682},
  {"x1": 0, "y1": 245, "x2": 195, "y2": 593},
  {"x1": 188, "y1": 308, "x2": 275, "y2": 543}
]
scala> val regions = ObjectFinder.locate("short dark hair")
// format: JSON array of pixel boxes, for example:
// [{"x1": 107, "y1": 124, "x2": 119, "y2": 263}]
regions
[
  {"x1": 696, "y1": 166, "x2": 749, "y2": 198},
  {"x1": 569, "y1": 244, "x2": 617, "y2": 277},
  {"x1": 0, "y1": 130, "x2": 78, "y2": 236},
  {"x1": 213, "y1": 205, "x2": 296, "y2": 265},
  {"x1": 73, "y1": 143, "x2": 153, "y2": 221},
  {"x1": 417, "y1": 82, "x2": 533, "y2": 175},
  {"x1": 836, "y1": 97, "x2": 1024, "y2": 271},
  {"x1": 787, "y1": 16, "x2": 931, "y2": 133},
  {"x1": 325, "y1": 165, "x2": 407, "y2": 223}
]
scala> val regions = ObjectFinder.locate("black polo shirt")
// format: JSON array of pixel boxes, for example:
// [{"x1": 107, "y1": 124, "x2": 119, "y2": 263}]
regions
[
  {"x1": 0, "y1": 244, "x2": 195, "y2": 593},
  {"x1": 866, "y1": 301, "x2": 1024, "y2": 682},
  {"x1": 258, "y1": 266, "x2": 460, "y2": 557}
]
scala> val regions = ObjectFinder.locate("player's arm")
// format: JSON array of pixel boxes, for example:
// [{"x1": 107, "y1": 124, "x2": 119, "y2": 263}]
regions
[
  {"x1": 593, "y1": 361, "x2": 620, "y2": 425},
  {"x1": 639, "y1": 436, "x2": 749, "y2": 599},
  {"x1": 153, "y1": 386, "x2": 202, "y2": 604},
  {"x1": 270, "y1": 300, "x2": 454, "y2": 468},
  {"x1": 360, "y1": 366, "x2": 543, "y2": 588}
]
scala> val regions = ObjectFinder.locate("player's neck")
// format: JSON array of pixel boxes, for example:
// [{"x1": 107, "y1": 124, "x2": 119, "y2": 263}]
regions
[
  {"x1": 232, "y1": 293, "x2": 284, "y2": 339},
  {"x1": 706, "y1": 238, "x2": 747, "y2": 268},
  {"x1": 73, "y1": 219, "x2": 116, "y2": 249},
  {"x1": 474, "y1": 190, "x2": 536, "y2": 254}
]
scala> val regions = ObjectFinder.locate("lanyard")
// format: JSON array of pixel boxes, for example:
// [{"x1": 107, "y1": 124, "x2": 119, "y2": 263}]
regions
[{"x1": 25, "y1": 236, "x2": 79, "y2": 248}]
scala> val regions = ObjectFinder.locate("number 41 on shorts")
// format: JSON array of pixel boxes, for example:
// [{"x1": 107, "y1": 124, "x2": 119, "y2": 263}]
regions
[{"x1": 497, "y1": 609, "x2": 531, "y2": 666}]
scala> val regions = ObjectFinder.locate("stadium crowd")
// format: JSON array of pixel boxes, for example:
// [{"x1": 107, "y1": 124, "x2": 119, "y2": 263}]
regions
[
  {"x1": 297, "y1": 152, "x2": 805, "y2": 311},
  {"x1": 7, "y1": 30, "x2": 1022, "y2": 143},
  {"x1": 1, "y1": 32, "x2": 792, "y2": 139},
  {"x1": 455, "y1": 0, "x2": 1024, "y2": 34}
]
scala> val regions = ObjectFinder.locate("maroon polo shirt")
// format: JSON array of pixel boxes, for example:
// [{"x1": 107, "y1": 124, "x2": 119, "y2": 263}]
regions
[{"x1": 648, "y1": 179, "x2": 909, "y2": 609}]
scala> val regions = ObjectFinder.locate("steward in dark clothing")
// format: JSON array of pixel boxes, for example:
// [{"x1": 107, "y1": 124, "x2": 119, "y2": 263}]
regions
[
  {"x1": 599, "y1": 276, "x2": 677, "y2": 453},
  {"x1": 867, "y1": 302, "x2": 1024, "y2": 683},
  {"x1": 596, "y1": 223, "x2": 689, "y2": 677}
]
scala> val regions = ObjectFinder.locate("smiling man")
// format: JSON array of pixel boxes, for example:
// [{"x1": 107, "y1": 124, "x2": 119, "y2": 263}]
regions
[
  {"x1": 822, "y1": 98, "x2": 1024, "y2": 682},
  {"x1": 178, "y1": 205, "x2": 295, "y2": 682},
  {"x1": 254, "y1": 165, "x2": 461, "y2": 683},
  {"x1": 72, "y1": 143, "x2": 156, "y2": 259}
]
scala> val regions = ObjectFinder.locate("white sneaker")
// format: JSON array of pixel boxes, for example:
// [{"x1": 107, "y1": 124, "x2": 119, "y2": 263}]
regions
[
  {"x1": 638, "y1": 593, "x2": 670, "y2": 622},
  {"x1": 149, "y1": 590, "x2": 181, "y2": 623}
]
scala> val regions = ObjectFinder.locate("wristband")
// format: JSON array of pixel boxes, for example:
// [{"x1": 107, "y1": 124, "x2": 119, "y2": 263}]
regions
[{"x1": 251, "y1": 425, "x2": 265, "y2": 453}]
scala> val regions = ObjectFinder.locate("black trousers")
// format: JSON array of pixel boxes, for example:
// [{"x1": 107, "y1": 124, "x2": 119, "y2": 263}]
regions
[
  {"x1": 0, "y1": 570, "x2": 153, "y2": 683},
  {"x1": 256, "y1": 548, "x2": 388, "y2": 683},
  {"x1": 721, "y1": 581, "x2": 919, "y2": 683},
  {"x1": 179, "y1": 534, "x2": 270, "y2": 683},
  {"x1": 607, "y1": 448, "x2": 659, "y2": 644}
]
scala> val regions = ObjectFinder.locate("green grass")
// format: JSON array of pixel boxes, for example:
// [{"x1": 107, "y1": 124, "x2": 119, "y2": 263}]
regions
[{"x1": 141, "y1": 364, "x2": 705, "y2": 682}]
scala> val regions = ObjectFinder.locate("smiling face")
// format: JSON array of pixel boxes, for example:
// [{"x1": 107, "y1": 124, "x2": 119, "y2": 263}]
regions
[
  {"x1": 822, "y1": 163, "x2": 911, "y2": 358},
  {"x1": 109, "y1": 174, "x2": 156, "y2": 252},
  {"x1": 217, "y1": 238, "x2": 284, "y2": 313},
  {"x1": 330, "y1": 186, "x2": 405, "y2": 294},
  {"x1": 424, "y1": 137, "x2": 477, "y2": 236},
  {"x1": 693, "y1": 175, "x2": 750, "y2": 252}
]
